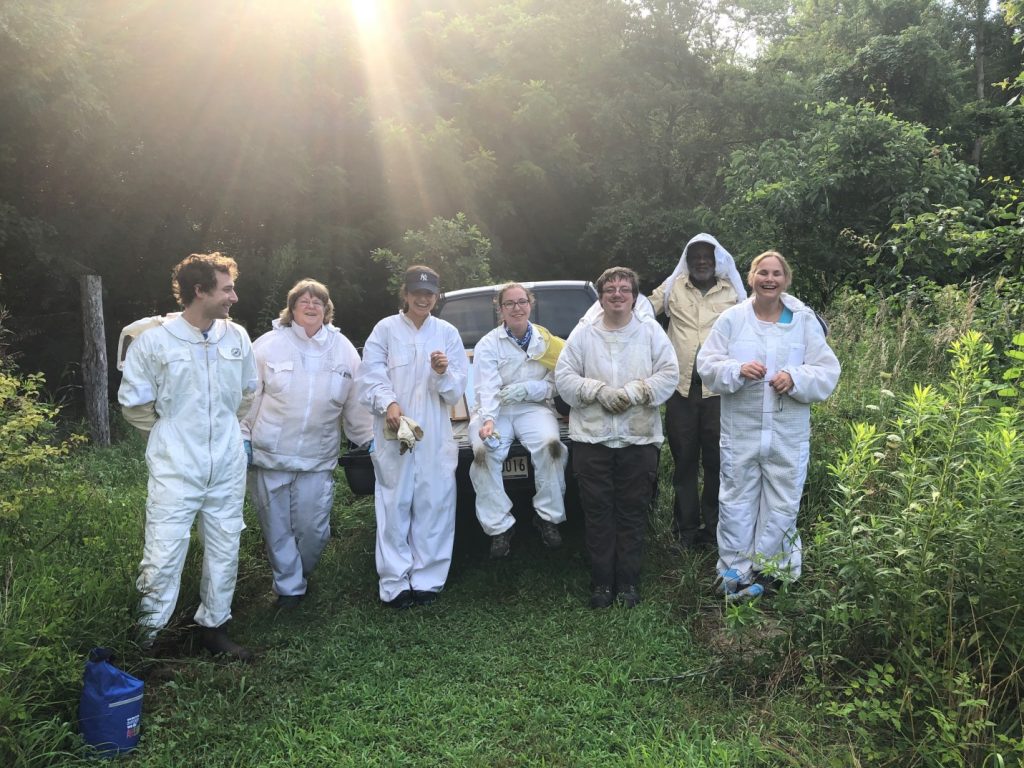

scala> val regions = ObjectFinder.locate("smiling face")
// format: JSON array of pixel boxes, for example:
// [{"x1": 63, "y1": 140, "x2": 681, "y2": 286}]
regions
[
  {"x1": 599, "y1": 276, "x2": 635, "y2": 324},
  {"x1": 193, "y1": 269, "x2": 238, "y2": 324},
  {"x1": 686, "y1": 241, "x2": 716, "y2": 289},
  {"x1": 403, "y1": 287, "x2": 438, "y2": 326},
  {"x1": 749, "y1": 254, "x2": 791, "y2": 301},
  {"x1": 292, "y1": 290, "x2": 326, "y2": 336},
  {"x1": 498, "y1": 286, "x2": 532, "y2": 336}
]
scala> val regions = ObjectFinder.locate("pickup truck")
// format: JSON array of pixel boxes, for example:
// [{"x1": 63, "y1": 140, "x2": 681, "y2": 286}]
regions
[{"x1": 339, "y1": 280, "x2": 598, "y2": 510}]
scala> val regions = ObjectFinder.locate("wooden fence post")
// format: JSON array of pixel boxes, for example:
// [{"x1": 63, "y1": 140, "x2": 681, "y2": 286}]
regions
[{"x1": 80, "y1": 274, "x2": 110, "y2": 446}]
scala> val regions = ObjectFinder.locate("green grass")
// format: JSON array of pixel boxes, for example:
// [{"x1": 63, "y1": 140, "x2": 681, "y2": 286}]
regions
[{"x1": 11, "y1": 446, "x2": 843, "y2": 767}]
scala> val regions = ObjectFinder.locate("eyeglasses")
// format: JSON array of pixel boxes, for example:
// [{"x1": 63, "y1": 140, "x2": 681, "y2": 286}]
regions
[
  {"x1": 500, "y1": 299, "x2": 531, "y2": 309},
  {"x1": 296, "y1": 298, "x2": 325, "y2": 309},
  {"x1": 602, "y1": 286, "x2": 634, "y2": 296}
]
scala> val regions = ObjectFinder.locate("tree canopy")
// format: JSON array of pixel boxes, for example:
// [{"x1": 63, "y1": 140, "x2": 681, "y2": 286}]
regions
[{"x1": 0, "y1": 0, "x2": 1021, "y2": 390}]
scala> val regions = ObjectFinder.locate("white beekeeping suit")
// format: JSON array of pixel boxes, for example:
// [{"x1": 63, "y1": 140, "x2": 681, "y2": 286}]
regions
[
  {"x1": 469, "y1": 323, "x2": 567, "y2": 538},
  {"x1": 118, "y1": 316, "x2": 257, "y2": 633},
  {"x1": 555, "y1": 312, "x2": 679, "y2": 446},
  {"x1": 696, "y1": 294, "x2": 840, "y2": 583},
  {"x1": 241, "y1": 320, "x2": 373, "y2": 600},
  {"x1": 356, "y1": 312, "x2": 467, "y2": 602}
]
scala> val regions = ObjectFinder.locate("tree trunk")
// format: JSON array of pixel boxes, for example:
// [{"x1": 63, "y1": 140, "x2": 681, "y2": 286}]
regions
[
  {"x1": 80, "y1": 274, "x2": 110, "y2": 446},
  {"x1": 971, "y1": 0, "x2": 986, "y2": 167}
]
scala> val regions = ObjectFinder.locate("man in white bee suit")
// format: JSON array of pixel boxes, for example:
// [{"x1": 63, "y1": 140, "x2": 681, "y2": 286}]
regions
[
  {"x1": 697, "y1": 251, "x2": 840, "y2": 600},
  {"x1": 241, "y1": 279, "x2": 373, "y2": 608},
  {"x1": 556, "y1": 267, "x2": 679, "y2": 609},
  {"x1": 118, "y1": 253, "x2": 258, "y2": 659},
  {"x1": 469, "y1": 282, "x2": 567, "y2": 558},
  {"x1": 356, "y1": 266, "x2": 467, "y2": 608}
]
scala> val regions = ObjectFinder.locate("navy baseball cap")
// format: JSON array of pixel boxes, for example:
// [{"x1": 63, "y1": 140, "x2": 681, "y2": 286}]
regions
[{"x1": 404, "y1": 269, "x2": 440, "y2": 294}]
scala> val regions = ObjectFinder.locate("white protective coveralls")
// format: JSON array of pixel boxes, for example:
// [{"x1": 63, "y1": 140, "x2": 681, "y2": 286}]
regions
[
  {"x1": 696, "y1": 295, "x2": 840, "y2": 582},
  {"x1": 117, "y1": 316, "x2": 258, "y2": 633},
  {"x1": 356, "y1": 312, "x2": 467, "y2": 602},
  {"x1": 241, "y1": 321, "x2": 373, "y2": 598},
  {"x1": 469, "y1": 323, "x2": 567, "y2": 536},
  {"x1": 555, "y1": 313, "x2": 679, "y2": 447}
]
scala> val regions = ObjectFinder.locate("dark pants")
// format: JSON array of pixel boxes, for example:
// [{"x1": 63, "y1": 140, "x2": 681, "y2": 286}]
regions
[
  {"x1": 573, "y1": 442, "x2": 660, "y2": 589},
  {"x1": 665, "y1": 382, "x2": 721, "y2": 547}
]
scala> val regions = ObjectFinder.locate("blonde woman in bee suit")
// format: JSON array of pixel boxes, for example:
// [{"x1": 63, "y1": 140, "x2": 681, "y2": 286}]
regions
[
  {"x1": 118, "y1": 253, "x2": 257, "y2": 660},
  {"x1": 697, "y1": 251, "x2": 840, "y2": 601},
  {"x1": 241, "y1": 279, "x2": 373, "y2": 609},
  {"x1": 356, "y1": 266, "x2": 467, "y2": 609},
  {"x1": 555, "y1": 267, "x2": 679, "y2": 609},
  {"x1": 648, "y1": 233, "x2": 746, "y2": 550},
  {"x1": 469, "y1": 282, "x2": 567, "y2": 558}
]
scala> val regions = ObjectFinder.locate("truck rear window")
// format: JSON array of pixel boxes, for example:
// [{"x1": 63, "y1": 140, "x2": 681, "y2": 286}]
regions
[
  {"x1": 531, "y1": 288, "x2": 596, "y2": 339},
  {"x1": 439, "y1": 293, "x2": 498, "y2": 348}
]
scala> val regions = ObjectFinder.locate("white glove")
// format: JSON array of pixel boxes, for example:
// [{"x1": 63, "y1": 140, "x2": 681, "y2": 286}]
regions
[
  {"x1": 384, "y1": 416, "x2": 425, "y2": 454},
  {"x1": 622, "y1": 380, "x2": 653, "y2": 406},
  {"x1": 577, "y1": 379, "x2": 606, "y2": 404},
  {"x1": 498, "y1": 383, "x2": 530, "y2": 404},
  {"x1": 596, "y1": 385, "x2": 631, "y2": 414}
]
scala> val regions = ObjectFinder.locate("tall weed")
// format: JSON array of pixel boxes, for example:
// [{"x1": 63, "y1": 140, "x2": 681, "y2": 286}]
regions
[{"x1": 799, "y1": 331, "x2": 1024, "y2": 765}]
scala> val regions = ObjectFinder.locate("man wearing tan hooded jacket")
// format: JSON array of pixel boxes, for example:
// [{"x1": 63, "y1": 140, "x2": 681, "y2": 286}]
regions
[{"x1": 648, "y1": 234, "x2": 746, "y2": 551}]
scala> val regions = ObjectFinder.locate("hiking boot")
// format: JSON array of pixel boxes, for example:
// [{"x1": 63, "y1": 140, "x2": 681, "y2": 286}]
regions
[
  {"x1": 617, "y1": 584, "x2": 641, "y2": 609},
  {"x1": 589, "y1": 586, "x2": 614, "y2": 609},
  {"x1": 533, "y1": 516, "x2": 562, "y2": 548},
  {"x1": 412, "y1": 590, "x2": 438, "y2": 607},
  {"x1": 724, "y1": 582, "x2": 765, "y2": 604},
  {"x1": 199, "y1": 625, "x2": 253, "y2": 662},
  {"x1": 489, "y1": 528, "x2": 514, "y2": 558},
  {"x1": 383, "y1": 589, "x2": 415, "y2": 609},
  {"x1": 274, "y1": 594, "x2": 304, "y2": 610}
]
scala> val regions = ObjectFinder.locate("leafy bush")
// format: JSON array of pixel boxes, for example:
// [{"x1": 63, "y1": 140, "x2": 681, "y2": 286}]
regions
[
  {"x1": 0, "y1": 369, "x2": 85, "y2": 522},
  {"x1": 799, "y1": 331, "x2": 1024, "y2": 764},
  {"x1": 0, "y1": 311, "x2": 139, "y2": 765},
  {"x1": 806, "y1": 277, "x2": 1024, "y2": 513}
]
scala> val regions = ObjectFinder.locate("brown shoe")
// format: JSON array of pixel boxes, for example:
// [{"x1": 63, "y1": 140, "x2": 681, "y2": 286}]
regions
[{"x1": 200, "y1": 625, "x2": 254, "y2": 662}]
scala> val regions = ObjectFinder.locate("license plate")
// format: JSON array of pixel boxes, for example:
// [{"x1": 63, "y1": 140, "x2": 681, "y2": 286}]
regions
[{"x1": 502, "y1": 455, "x2": 529, "y2": 479}]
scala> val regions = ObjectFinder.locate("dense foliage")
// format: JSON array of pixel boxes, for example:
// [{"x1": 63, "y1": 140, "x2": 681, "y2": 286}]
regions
[
  {"x1": 0, "y1": 0, "x2": 1022, "y2": 390},
  {"x1": 1, "y1": 0, "x2": 1023, "y2": 764}
]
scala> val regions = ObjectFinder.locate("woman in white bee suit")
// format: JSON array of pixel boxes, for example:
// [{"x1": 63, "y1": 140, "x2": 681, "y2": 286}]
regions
[
  {"x1": 241, "y1": 279, "x2": 373, "y2": 608},
  {"x1": 469, "y1": 282, "x2": 567, "y2": 558},
  {"x1": 356, "y1": 266, "x2": 467, "y2": 609},
  {"x1": 697, "y1": 251, "x2": 840, "y2": 601}
]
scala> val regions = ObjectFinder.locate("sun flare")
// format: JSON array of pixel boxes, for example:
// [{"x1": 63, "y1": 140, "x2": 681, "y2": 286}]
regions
[{"x1": 350, "y1": 0, "x2": 381, "y2": 28}]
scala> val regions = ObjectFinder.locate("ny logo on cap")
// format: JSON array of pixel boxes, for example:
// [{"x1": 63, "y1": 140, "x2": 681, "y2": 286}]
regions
[{"x1": 419, "y1": 273, "x2": 429, "y2": 282}]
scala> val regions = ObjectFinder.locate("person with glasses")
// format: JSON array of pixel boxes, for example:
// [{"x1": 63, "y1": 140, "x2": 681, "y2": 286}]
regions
[
  {"x1": 242, "y1": 279, "x2": 373, "y2": 609},
  {"x1": 555, "y1": 267, "x2": 679, "y2": 608},
  {"x1": 697, "y1": 251, "x2": 840, "y2": 602},
  {"x1": 648, "y1": 234, "x2": 747, "y2": 552},
  {"x1": 470, "y1": 283, "x2": 568, "y2": 558},
  {"x1": 356, "y1": 265, "x2": 467, "y2": 608}
]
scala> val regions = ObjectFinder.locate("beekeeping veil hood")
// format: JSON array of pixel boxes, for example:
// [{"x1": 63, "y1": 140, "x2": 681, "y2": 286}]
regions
[{"x1": 658, "y1": 234, "x2": 747, "y2": 312}]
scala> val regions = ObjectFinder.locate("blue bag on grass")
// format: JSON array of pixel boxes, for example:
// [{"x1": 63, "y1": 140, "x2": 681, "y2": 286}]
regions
[{"x1": 78, "y1": 647, "x2": 143, "y2": 756}]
